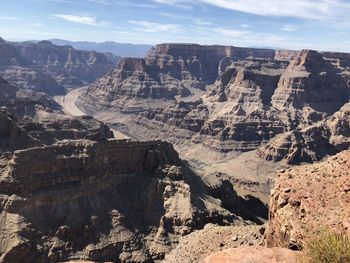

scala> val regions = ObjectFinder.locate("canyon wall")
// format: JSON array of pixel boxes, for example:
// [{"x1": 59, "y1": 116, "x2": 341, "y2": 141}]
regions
[
  {"x1": 0, "y1": 38, "x2": 118, "y2": 94},
  {"x1": 79, "y1": 44, "x2": 350, "y2": 157},
  {"x1": 0, "y1": 139, "x2": 243, "y2": 263}
]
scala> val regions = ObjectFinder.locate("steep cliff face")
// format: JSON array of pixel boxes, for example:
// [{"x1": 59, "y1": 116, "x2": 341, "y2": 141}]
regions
[
  {"x1": 0, "y1": 110, "x2": 41, "y2": 154},
  {"x1": 106, "y1": 47, "x2": 349, "y2": 155},
  {"x1": 265, "y1": 150, "x2": 350, "y2": 249},
  {"x1": 0, "y1": 139, "x2": 242, "y2": 263},
  {"x1": 13, "y1": 40, "x2": 116, "y2": 87},
  {"x1": 0, "y1": 76, "x2": 114, "y2": 146},
  {"x1": 272, "y1": 50, "x2": 349, "y2": 115},
  {"x1": 0, "y1": 77, "x2": 18, "y2": 105},
  {"x1": 0, "y1": 38, "x2": 27, "y2": 67},
  {"x1": 76, "y1": 44, "x2": 349, "y2": 200},
  {"x1": 1, "y1": 66, "x2": 65, "y2": 95},
  {"x1": 257, "y1": 102, "x2": 350, "y2": 164},
  {"x1": 79, "y1": 44, "x2": 277, "y2": 107},
  {"x1": 0, "y1": 38, "x2": 117, "y2": 95}
]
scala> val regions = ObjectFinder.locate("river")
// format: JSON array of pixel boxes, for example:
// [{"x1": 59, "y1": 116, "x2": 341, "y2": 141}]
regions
[{"x1": 54, "y1": 87, "x2": 130, "y2": 140}]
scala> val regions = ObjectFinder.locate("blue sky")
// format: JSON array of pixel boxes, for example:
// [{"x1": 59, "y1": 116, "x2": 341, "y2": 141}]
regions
[{"x1": 1, "y1": 0, "x2": 350, "y2": 51}]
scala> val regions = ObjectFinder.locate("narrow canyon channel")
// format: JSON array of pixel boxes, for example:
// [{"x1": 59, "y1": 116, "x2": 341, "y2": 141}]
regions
[{"x1": 54, "y1": 87, "x2": 130, "y2": 140}]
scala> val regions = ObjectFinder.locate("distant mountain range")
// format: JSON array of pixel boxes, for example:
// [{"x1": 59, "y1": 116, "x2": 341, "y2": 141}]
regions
[{"x1": 49, "y1": 39, "x2": 153, "y2": 58}]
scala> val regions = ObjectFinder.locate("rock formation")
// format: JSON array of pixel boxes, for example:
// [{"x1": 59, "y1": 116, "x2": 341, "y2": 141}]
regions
[
  {"x1": 1, "y1": 66, "x2": 65, "y2": 95},
  {"x1": 79, "y1": 44, "x2": 278, "y2": 108},
  {"x1": 164, "y1": 224, "x2": 264, "y2": 263},
  {"x1": 0, "y1": 110, "x2": 41, "y2": 154},
  {"x1": 257, "y1": 102, "x2": 350, "y2": 164},
  {"x1": 0, "y1": 76, "x2": 113, "y2": 146},
  {"x1": 0, "y1": 37, "x2": 118, "y2": 95},
  {"x1": 79, "y1": 44, "x2": 349, "y2": 156},
  {"x1": 0, "y1": 37, "x2": 27, "y2": 67},
  {"x1": 0, "y1": 74, "x2": 265, "y2": 262},
  {"x1": 0, "y1": 139, "x2": 247, "y2": 263},
  {"x1": 265, "y1": 150, "x2": 350, "y2": 249}
]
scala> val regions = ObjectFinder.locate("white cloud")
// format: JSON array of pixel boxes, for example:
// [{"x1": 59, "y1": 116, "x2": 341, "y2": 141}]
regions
[
  {"x1": 53, "y1": 14, "x2": 109, "y2": 26},
  {"x1": 281, "y1": 25, "x2": 298, "y2": 32},
  {"x1": 153, "y1": 0, "x2": 350, "y2": 22},
  {"x1": 152, "y1": 0, "x2": 192, "y2": 8},
  {"x1": 240, "y1": 24, "x2": 251, "y2": 28},
  {"x1": 213, "y1": 27, "x2": 287, "y2": 48},
  {"x1": 31, "y1": 22, "x2": 44, "y2": 27},
  {"x1": 193, "y1": 18, "x2": 213, "y2": 26},
  {"x1": 87, "y1": 0, "x2": 157, "y2": 8},
  {"x1": 0, "y1": 16, "x2": 22, "y2": 21},
  {"x1": 214, "y1": 28, "x2": 250, "y2": 38},
  {"x1": 29, "y1": 31, "x2": 64, "y2": 36},
  {"x1": 111, "y1": 30, "x2": 129, "y2": 34},
  {"x1": 128, "y1": 20, "x2": 181, "y2": 33}
]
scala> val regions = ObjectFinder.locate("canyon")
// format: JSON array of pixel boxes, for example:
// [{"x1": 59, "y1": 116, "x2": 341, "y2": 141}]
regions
[
  {"x1": 0, "y1": 38, "x2": 349, "y2": 263},
  {"x1": 77, "y1": 43, "x2": 350, "y2": 198}
]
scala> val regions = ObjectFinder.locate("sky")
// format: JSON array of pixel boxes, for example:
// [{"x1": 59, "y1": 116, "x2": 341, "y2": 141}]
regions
[{"x1": 1, "y1": 0, "x2": 350, "y2": 52}]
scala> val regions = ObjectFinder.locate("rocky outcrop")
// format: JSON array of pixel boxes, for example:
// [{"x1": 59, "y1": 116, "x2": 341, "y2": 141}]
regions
[
  {"x1": 0, "y1": 38, "x2": 117, "y2": 94},
  {"x1": 0, "y1": 37, "x2": 27, "y2": 67},
  {"x1": 265, "y1": 150, "x2": 350, "y2": 250},
  {"x1": 164, "y1": 224, "x2": 264, "y2": 263},
  {"x1": 1, "y1": 66, "x2": 64, "y2": 95},
  {"x1": 271, "y1": 50, "x2": 349, "y2": 116},
  {"x1": 79, "y1": 44, "x2": 278, "y2": 107},
  {"x1": 0, "y1": 110, "x2": 41, "y2": 154},
  {"x1": 17, "y1": 110, "x2": 114, "y2": 145},
  {"x1": 0, "y1": 77, "x2": 18, "y2": 105},
  {"x1": 0, "y1": 139, "x2": 243, "y2": 262},
  {"x1": 13, "y1": 40, "x2": 116, "y2": 88},
  {"x1": 0, "y1": 76, "x2": 113, "y2": 146},
  {"x1": 257, "y1": 102, "x2": 350, "y2": 164}
]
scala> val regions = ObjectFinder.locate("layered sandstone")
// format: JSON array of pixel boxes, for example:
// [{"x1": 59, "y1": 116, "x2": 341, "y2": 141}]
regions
[
  {"x1": 0, "y1": 139, "x2": 243, "y2": 263},
  {"x1": 75, "y1": 44, "x2": 349, "y2": 199},
  {"x1": 79, "y1": 44, "x2": 278, "y2": 109},
  {"x1": 0, "y1": 110, "x2": 41, "y2": 154},
  {"x1": 80, "y1": 45, "x2": 349, "y2": 156},
  {"x1": 257, "y1": 102, "x2": 350, "y2": 164},
  {"x1": 272, "y1": 50, "x2": 349, "y2": 116},
  {"x1": 265, "y1": 150, "x2": 350, "y2": 249},
  {"x1": 13, "y1": 40, "x2": 116, "y2": 88},
  {"x1": 0, "y1": 77, "x2": 113, "y2": 146},
  {"x1": 1, "y1": 66, "x2": 65, "y2": 95}
]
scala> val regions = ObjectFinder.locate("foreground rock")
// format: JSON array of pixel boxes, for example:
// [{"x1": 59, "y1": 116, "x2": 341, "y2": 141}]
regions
[
  {"x1": 204, "y1": 246, "x2": 297, "y2": 263},
  {"x1": 164, "y1": 224, "x2": 263, "y2": 263},
  {"x1": 0, "y1": 139, "x2": 252, "y2": 262},
  {"x1": 265, "y1": 150, "x2": 350, "y2": 249}
]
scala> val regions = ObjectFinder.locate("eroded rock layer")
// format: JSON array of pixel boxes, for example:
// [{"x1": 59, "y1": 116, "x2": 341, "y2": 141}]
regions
[
  {"x1": 257, "y1": 102, "x2": 350, "y2": 164},
  {"x1": 0, "y1": 139, "x2": 242, "y2": 263},
  {"x1": 79, "y1": 44, "x2": 350, "y2": 157}
]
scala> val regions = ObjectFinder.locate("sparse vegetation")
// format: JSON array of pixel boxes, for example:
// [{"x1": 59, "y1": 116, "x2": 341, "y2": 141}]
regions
[{"x1": 300, "y1": 231, "x2": 350, "y2": 263}]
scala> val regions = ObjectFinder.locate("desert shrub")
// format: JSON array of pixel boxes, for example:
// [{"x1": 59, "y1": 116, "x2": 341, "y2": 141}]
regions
[{"x1": 300, "y1": 231, "x2": 350, "y2": 263}]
